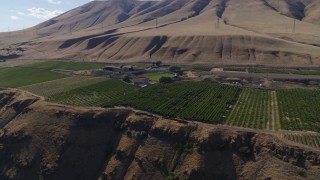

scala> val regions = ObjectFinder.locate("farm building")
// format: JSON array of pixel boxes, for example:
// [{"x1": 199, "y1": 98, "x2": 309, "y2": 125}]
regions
[
  {"x1": 122, "y1": 66, "x2": 134, "y2": 72},
  {"x1": 211, "y1": 68, "x2": 223, "y2": 72},
  {"x1": 224, "y1": 78, "x2": 242, "y2": 84},
  {"x1": 103, "y1": 66, "x2": 122, "y2": 73},
  {"x1": 103, "y1": 65, "x2": 134, "y2": 73},
  {"x1": 132, "y1": 78, "x2": 149, "y2": 86}
]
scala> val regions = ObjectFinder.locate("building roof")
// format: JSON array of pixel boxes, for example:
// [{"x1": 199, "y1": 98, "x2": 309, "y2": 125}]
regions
[{"x1": 132, "y1": 77, "x2": 149, "y2": 84}]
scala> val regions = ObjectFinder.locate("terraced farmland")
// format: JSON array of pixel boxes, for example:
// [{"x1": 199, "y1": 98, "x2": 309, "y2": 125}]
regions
[
  {"x1": 226, "y1": 89, "x2": 279, "y2": 130},
  {"x1": 277, "y1": 89, "x2": 320, "y2": 132},
  {"x1": 115, "y1": 81, "x2": 240, "y2": 123},
  {"x1": 283, "y1": 133, "x2": 320, "y2": 148},
  {"x1": 20, "y1": 76, "x2": 107, "y2": 97},
  {"x1": 48, "y1": 79, "x2": 136, "y2": 107}
]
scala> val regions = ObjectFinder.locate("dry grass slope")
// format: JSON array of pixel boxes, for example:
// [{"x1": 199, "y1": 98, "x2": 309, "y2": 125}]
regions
[{"x1": 0, "y1": 0, "x2": 320, "y2": 66}]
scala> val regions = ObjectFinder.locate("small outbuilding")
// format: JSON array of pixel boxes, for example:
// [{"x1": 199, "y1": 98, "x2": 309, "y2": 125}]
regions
[{"x1": 132, "y1": 78, "x2": 149, "y2": 86}]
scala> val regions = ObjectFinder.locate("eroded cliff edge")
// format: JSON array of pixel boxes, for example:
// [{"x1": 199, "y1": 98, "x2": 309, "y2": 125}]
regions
[{"x1": 0, "y1": 88, "x2": 319, "y2": 180}]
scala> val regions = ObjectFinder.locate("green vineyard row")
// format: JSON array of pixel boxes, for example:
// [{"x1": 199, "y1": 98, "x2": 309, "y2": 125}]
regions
[{"x1": 47, "y1": 80, "x2": 320, "y2": 133}]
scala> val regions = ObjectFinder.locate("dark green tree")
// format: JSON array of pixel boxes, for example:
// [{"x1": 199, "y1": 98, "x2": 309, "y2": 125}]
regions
[
  {"x1": 169, "y1": 66, "x2": 181, "y2": 72},
  {"x1": 169, "y1": 66, "x2": 183, "y2": 75},
  {"x1": 123, "y1": 75, "x2": 131, "y2": 83},
  {"x1": 155, "y1": 61, "x2": 162, "y2": 67},
  {"x1": 159, "y1": 76, "x2": 173, "y2": 83}
]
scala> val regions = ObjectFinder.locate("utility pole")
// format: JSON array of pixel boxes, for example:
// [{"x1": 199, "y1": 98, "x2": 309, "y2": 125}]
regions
[
  {"x1": 293, "y1": 19, "x2": 296, "y2": 33},
  {"x1": 217, "y1": 18, "x2": 220, "y2": 29},
  {"x1": 174, "y1": 50, "x2": 178, "y2": 66},
  {"x1": 285, "y1": 25, "x2": 287, "y2": 33}
]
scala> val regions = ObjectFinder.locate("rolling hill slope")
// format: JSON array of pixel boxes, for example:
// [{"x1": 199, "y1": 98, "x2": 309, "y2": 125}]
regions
[{"x1": 1, "y1": 0, "x2": 320, "y2": 66}]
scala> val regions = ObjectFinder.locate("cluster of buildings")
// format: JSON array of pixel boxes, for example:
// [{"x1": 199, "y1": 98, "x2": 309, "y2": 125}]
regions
[
  {"x1": 102, "y1": 65, "x2": 164, "y2": 87},
  {"x1": 102, "y1": 65, "x2": 135, "y2": 74}
]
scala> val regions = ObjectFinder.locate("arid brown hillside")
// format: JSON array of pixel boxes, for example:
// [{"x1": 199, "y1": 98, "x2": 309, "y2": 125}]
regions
[
  {"x1": 1, "y1": 0, "x2": 320, "y2": 66},
  {"x1": 0, "y1": 88, "x2": 320, "y2": 179}
]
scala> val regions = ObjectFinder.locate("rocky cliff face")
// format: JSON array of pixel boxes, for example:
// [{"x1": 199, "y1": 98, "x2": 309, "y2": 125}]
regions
[{"x1": 0, "y1": 89, "x2": 319, "y2": 180}]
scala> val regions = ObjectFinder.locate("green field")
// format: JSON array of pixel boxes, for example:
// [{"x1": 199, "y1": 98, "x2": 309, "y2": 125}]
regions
[
  {"x1": 277, "y1": 89, "x2": 320, "y2": 132},
  {"x1": 0, "y1": 61, "x2": 106, "y2": 88},
  {"x1": 223, "y1": 67, "x2": 247, "y2": 72},
  {"x1": 248, "y1": 68, "x2": 320, "y2": 75},
  {"x1": 138, "y1": 73, "x2": 174, "y2": 81},
  {"x1": 226, "y1": 89, "x2": 275, "y2": 129},
  {"x1": 22, "y1": 61, "x2": 104, "y2": 71},
  {"x1": 48, "y1": 79, "x2": 136, "y2": 107},
  {"x1": 3, "y1": 60, "x2": 320, "y2": 136},
  {"x1": 45, "y1": 80, "x2": 320, "y2": 132},
  {"x1": 48, "y1": 80, "x2": 240, "y2": 123},
  {"x1": 3, "y1": 62, "x2": 317, "y2": 134},
  {"x1": 0, "y1": 67, "x2": 68, "y2": 87},
  {"x1": 21, "y1": 76, "x2": 107, "y2": 97},
  {"x1": 224, "y1": 67, "x2": 320, "y2": 75},
  {"x1": 192, "y1": 66, "x2": 212, "y2": 72},
  {"x1": 115, "y1": 81, "x2": 240, "y2": 123}
]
